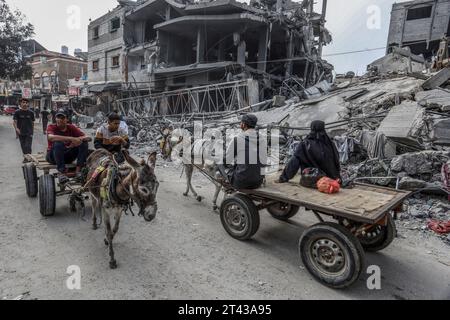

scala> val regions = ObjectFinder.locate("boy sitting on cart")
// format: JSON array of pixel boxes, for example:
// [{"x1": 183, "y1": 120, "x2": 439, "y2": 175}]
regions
[
  {"x1": 94, "y1": 112, "x2": 130, "y2": 164},
  {"x1": 46, "y1": 110, "x2": 90, "y2": 184}
]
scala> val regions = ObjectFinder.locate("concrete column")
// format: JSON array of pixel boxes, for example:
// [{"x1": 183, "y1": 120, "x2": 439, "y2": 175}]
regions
[
  {"x1": 218, "y1": 38, "x2": 226, "y2": 61},
  {"x1": 165, "y1": 5, "x2": 171, "y2": 20},
  {"x1": 237, "y1": 40, "x2": 246, "y2": 66},
  {"x1": 247, "y1": 79, "x2": 260, "y2": 106},
  {"x1": 257, "y1": 26, "x2": 269, "y2": 72},
  {"x1": 196, "y1": 27, "x2": 205, "y2": 64},
  {"x1": 285, "y1": 31, "x2": 294, "y2": 77},
  {"x1": 318, "y1": 0, "x2": 328, "y2": 56}
]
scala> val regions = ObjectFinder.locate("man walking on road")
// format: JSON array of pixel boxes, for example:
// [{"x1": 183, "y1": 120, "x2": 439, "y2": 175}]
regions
[
  {"x1": 13, "y1": 98, "x2": 35, "y2": 162},
  {"x1": 41, "y1": 106, "x2": 50, "y2": 134}
]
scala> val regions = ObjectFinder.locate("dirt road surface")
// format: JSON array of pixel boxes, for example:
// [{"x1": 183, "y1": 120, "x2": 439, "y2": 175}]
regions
[{"x1": 0, "y1": 115, "x2": 449, "y2": 300}]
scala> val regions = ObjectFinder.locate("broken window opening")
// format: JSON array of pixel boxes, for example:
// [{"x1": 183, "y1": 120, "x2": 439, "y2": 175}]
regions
[
  {"x1": 93, "y1": 26, "x2": 100, "y2": 39},
  {"x1": 110, "y1": 17, "x2": 121, "y2": 32},
  {"x1": 92, "y1": 60, "x2": 99, "y2": 71},
  {"x1": 112, "y1": 56, "x2": 120, "y2": 68},
  {"x1": 140, "y1": 56, "x2": 147, "y2": 70},
  {"x1": 406, "y1": 6, "x2": 432, "y2": 21},
  {"x1": 144, "y1": 20, "x2": 159, "y2": 43}
]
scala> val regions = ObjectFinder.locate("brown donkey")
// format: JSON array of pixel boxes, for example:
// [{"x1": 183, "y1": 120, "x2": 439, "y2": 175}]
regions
[{"x1": 86, "y1": 149, "x2": 159, "y2": 269}]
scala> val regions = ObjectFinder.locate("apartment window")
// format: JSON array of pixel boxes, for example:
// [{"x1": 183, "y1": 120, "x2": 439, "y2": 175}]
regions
[
  {"x1": 110, "y1": 17, "x2": 120, "y2": 32},
  {"x1": 111, "y1": 55, "x2": 120, "y2": 68},
  {"x1": 93, "y1": 26, "x2": 100, "y2": 39},
  {"x1": 406, "y1": 6, "x2": 432, "y2": 21},
  {"x1": 50, "y1": 71, "x2": 57, "y2": 84},
  {"x1": 92, "y1": 60, "x2": 99, "y2": 71},
  {"x1": 33, "y1": 74, "x2": 40, "y2": 88},
  {"x1": 41, "y1": 72, "x2": 50, "y2": 89}
]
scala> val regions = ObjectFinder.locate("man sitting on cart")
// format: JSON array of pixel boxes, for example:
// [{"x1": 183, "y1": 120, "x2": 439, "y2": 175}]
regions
[
  {"x1": 94, "y1": 112, "x2": 130, "y2": 163},
  {"x1": 220, "y1": 114, "x2": 266, "y2": 190},
  {"x1": 277, "y1": 120, "x2": 341, "y2": 183},
  {"x1": 46, "y1": 110, "x2": 90, "y2": 184}
]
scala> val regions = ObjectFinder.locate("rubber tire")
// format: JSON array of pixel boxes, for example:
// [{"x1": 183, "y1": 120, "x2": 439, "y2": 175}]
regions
[
  {"x1": 359, "y1": 214, "x2": 397, "y2": 252},
  {"x1": 220, "y1": 194, "x2": 260, "y2": 241},
  {"x1": 267, "y1": 202, "x2": 300, "y2": 221},
  {"x1": 39, "y1": 174, "x2": 56, "y2": 217},
  {"x1": 23, "y1": 164, "x2": 38, "y2": 198},
  {"x1": 299, "y1": 222, "x2": 365, "y2": 289}
]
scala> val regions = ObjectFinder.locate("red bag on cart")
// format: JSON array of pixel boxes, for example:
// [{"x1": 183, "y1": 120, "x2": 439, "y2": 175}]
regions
[{"x1": 317, "y1": 177, "x2": 340, "y2": 194}]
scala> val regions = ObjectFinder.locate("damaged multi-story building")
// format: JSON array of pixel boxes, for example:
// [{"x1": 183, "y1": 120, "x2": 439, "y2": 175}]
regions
[
  {"x1": 387, "y1": 0, "x2": 450, "y2": 59},
  {"x1": 87, "y1": 0, "x2": 333, "y2": 114}
]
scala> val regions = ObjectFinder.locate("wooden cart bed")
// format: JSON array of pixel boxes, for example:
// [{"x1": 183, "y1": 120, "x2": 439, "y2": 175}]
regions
[
  {"x1": 25, "y1": 153, "x2": 76, "y2": 172},
  {"x1": 242, "y1": 174, "x2": 411, "y2": 224}
]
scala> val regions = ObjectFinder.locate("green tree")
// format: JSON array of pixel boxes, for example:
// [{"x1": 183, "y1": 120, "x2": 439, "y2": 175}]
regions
[{"x1": 0, "y1": 0, "x2": 34, "y2": 80}]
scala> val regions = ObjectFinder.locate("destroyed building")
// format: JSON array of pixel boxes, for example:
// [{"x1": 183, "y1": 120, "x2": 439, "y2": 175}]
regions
[
  {"x1": 387, "y1": 0, "x2": 450, "y2": 59},
  {"x1": 87, "y1": 0, "x2": 333, "y2": 114}
]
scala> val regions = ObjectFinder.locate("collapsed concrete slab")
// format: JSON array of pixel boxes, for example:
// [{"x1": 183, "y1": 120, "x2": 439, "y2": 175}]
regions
[
  {"x1": 422, "y1": 67, "x2": 450, "y2": 90},
  {"x1": 367, "y1": 47, "x2": 426, "y2": 75},
  {"x1": 377, "y1": 101, "x2": 425, "y2": 147},
  {"x1": 433, "y1": 119, "x2": 450, "y2": 146},
  {"x1": 415, "y1": 88, "x2": 450, "y2": 111},
  {"x1": 390, "y1": 151, "x2": 450, "y2": 177}
]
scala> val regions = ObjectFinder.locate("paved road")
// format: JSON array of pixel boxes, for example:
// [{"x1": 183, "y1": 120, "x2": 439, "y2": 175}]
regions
[{"x1": 0, "y1": 115, "x2": 449, "y2": 300}]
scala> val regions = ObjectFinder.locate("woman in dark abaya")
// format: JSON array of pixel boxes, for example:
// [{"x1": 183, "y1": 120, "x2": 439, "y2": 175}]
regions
[{"x1": 278, "y1": 120, "x2": 341, "y2": 183}]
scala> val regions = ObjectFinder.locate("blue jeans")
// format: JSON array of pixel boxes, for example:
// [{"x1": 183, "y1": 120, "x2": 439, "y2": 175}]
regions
[{"x1": 46, "y1": 141, "x2": 89, "y2": 173}]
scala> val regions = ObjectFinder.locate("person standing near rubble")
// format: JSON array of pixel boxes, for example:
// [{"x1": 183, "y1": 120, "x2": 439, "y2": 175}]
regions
[
  {"x1": 94, "y1": 112, "x2": 130, "y2": 163},
  {"x1": 13, "y1": 98, "x2": 35, "y2": 162},
  {"x1": 278, "y1": 120, "x2": 341, "y2": 183}
]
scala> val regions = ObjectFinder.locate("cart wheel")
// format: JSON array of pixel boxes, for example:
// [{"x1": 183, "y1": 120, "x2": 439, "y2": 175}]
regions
[
  {"x1": 23, "y1": 164, "x2": 38, "y2": 198},
  {"x1": 359, "y1": 214, "x2": 397, "y2": 252},
  {"x1": 299, "y1": 222, "x2": 365, "y2": 289},
  {"x1": 267, "y1": 202, "x2": 299, "y2": 221},
  {"x1": 39, "y1": 174, "x2": 56, "y2": 217},
  {"x1": 220, "y1": 194, "x2": 260, "y2": 241}
]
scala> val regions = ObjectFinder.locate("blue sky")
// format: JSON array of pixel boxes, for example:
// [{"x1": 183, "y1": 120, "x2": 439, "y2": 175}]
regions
[{"x1": 8, "y1": 0, "x2": 408, "y2": 74}]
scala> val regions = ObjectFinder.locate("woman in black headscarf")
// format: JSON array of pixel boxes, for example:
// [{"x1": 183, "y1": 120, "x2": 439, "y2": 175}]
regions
[{"x1": 278, "y1": 120, "x2": 341, "y2": 183}]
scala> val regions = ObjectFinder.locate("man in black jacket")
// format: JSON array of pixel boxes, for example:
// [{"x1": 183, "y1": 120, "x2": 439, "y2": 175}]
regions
[
  {"x1": 13, "y1": 98, "x2": 35, "y2": 162},
  {"x1": 278, "y1": 120, "x2": 341, "y2": 183},
  {"x1": 223, "y1": 114, "x2": 266, "y2": 190}
]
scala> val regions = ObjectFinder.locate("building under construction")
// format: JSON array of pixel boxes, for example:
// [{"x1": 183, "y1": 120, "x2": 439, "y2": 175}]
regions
[{"x1": 87, "y1": 0, "x2": 333, "y2": 115}]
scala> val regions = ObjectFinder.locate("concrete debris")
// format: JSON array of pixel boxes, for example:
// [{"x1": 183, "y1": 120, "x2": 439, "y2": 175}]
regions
[
  {"x1": 398, "y1": 177, "x2": 428, "y2": 190},
  {"x1": 367, "y1": 47, "x2": 426, "y2": 76},
  {"x1": 433, "y1": 119, "x2": 450, "y2": 146},
  {"x1": 390, "y1": 151, "x2": 450, "y2": 178},
  {"x1": 415, "y1": 89, "x2": 450, "y2": 112},
  {"x1": 377, "y1": 101, "x2": 426, "y2": 148},
  {"x1": 422, "y1": 67, "x2": 450, "y2": 90}
]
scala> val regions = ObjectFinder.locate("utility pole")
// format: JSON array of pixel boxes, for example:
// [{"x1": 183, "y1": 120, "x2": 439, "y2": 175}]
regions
[{"x1": 318, "y1": 0, "x2": 328, "y2": 57}]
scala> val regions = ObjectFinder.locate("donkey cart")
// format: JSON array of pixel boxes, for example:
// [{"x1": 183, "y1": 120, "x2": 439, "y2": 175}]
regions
[
  {"x1": 22, "y1": 153, "x2": 87, "y2": 217},
  {"x1": 218, "y1": 174, "x2": 411, "y2": 289}
]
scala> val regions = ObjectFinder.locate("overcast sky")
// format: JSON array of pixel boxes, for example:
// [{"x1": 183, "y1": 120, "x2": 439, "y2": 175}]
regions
[{"x1": 8, "y1": 0, "x2": 408, "y2": 74}]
